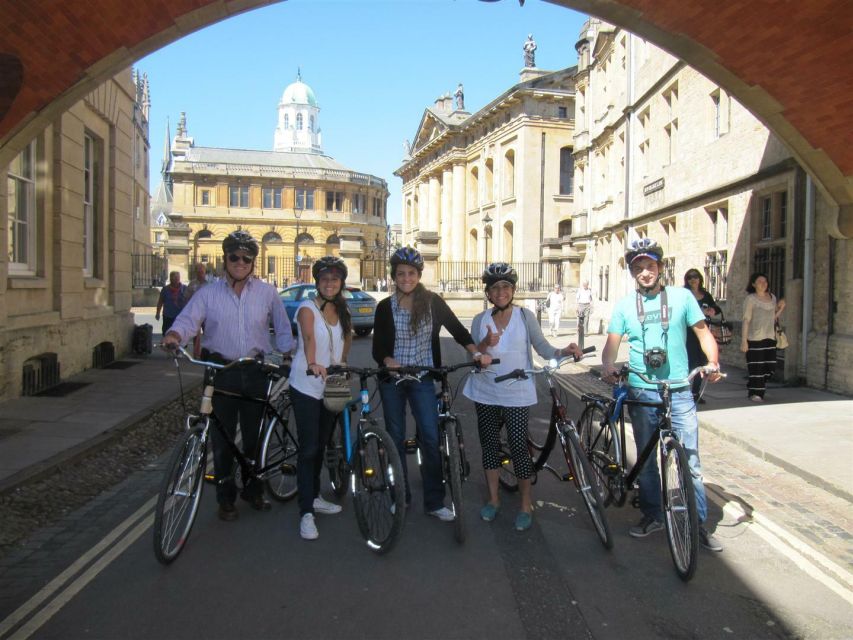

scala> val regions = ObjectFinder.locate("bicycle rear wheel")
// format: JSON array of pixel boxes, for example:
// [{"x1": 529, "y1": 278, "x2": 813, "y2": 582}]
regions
[
  {"x1": 352, "y1": 425, "x2": 406, "y2": 554},
  {"x1": 577, "y1": 403, "x2": 622, "y2": 505},
  {"x1": 326, "y1": 415, "x2": 348, "y2": 498},
  {"x1": 153, "y1": 424, "x2": 208, "y2": 564},
  {"x1": 662, "y1": 437, "x2": 699, "y2": 581},
  {"x1": 260, "y1": 399, "x2": 299, "y2": 502},
  {"x1": 445, "y1": 418, "x2": 466, "y2": 544},
  {"x1": 561, "y1": 423, "x2": 613, "y2": 550}
]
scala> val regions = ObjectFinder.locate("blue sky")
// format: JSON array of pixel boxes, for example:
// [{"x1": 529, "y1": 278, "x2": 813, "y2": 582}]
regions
[{"x1": 138, "y1": 0, "x2": 587, "y2": 224}]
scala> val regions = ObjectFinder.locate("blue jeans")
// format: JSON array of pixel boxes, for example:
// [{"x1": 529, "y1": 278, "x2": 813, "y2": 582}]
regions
[
  {"x1": 626, "y1": 387, "x2": 707, "y2": 523},
  {"x1": 379, "y1": 378, "x2": 445, "y2": 512}
]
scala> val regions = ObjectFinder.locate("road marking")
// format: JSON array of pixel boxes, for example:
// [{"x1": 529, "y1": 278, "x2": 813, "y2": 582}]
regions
[
  {"x1": 706, "y1": 486, "x2": 853, "y2": 606},
  {"x1": 0, "y1": 496, "x2": 155, "y2": 639}
]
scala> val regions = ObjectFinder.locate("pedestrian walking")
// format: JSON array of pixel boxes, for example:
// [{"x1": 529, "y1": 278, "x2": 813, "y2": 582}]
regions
[
  {"x1": 684, "y1": 268, "x2": 722, "y2": 402},
  {"x1": 155, "y1": 271, "x2": 187, "y2": 336},
  {"x1": 185, "y1": 263, "x2": 210, "y2": 358},
  {"x1": 545, "y1": 284, "x2": 565, "y2": 337},
  {"x1": 740, "y1": 272, "x2": 785, "y2": 402},
  {"x1": 575, "y1": 280, "x2": 593, "y2": 335}
]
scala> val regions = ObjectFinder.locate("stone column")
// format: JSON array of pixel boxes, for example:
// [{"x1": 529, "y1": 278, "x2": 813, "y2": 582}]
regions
[
  {"x1": 417, "y1": 181, "x2": 429, "y2": 236},
  {"x1": 440, "y1": 167, "x2": 453, "y2": 260},
  {"x1": 338, "y1": 227, "x2": 364, "y2": 287},
  {"x1": 428, "y1": 174, "x2": 440, "y2": 232},
  {"x1": 452, "y1": 163, "x2": 466, "y2": 261}
]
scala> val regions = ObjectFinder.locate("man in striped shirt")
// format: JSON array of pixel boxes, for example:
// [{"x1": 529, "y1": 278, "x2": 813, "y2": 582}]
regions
[{"x1": 163, "y1": 231, "x2": 294, "y2": 521}]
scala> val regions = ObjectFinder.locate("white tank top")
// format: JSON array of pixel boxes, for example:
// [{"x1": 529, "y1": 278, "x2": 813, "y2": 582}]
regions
[
  {"x1": 463, "y1": 307, "x2": 538, "y2": 407},
  {"x1": 290, "y1": 300, "x2": 345, "y2": 400}
]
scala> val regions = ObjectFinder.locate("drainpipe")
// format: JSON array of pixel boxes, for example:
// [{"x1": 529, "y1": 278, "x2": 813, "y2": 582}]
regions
[{"x1": 800, "y1": 176, "x2": 815, "y2": 374}]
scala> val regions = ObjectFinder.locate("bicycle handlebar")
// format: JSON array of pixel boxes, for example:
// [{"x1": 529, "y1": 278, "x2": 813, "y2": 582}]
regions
[
  {"x1": 493, "y1": 346, "x2": 596, "y2": 383},
  {"x1": 618, "y1": 364, "x2": 726, "y2": 387},
  {"x1": 304, "y1": 360, "x2": 501, "y2": 378},
  {"x1": 162, "y1": 344, "x2": 287, "y2": 375}
]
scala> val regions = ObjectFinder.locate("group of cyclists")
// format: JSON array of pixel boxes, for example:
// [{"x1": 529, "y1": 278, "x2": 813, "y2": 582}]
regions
[{"x1": 162, "y1": 230, "x2": 723, "y2": 552}]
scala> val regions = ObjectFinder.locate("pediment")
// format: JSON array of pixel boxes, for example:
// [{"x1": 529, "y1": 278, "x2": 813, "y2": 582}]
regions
[{"x1": 412, "y1": 110, "x2": 449, "y2": 154}]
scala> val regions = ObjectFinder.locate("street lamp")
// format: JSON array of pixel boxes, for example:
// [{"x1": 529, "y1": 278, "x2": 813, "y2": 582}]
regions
[
  {"x1": 293, "y1": 208, "x2": 302, "y2": 282},
  {"x1": 482, "y1": 212, "x2": 493, "y2": 309}
]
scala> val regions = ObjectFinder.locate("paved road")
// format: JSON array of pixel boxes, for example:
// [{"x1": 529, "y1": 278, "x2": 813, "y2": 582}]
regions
[{"x1": 1, "y1": 337, "x2": 851, "y2": 639}]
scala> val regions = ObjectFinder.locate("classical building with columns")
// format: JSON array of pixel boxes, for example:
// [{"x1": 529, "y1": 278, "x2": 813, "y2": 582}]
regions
[
  {"x1": 395, "y1": 66, "x2": 578, "y2": 292},
  {"x1": 571, "y1": 19, "x2": 851, "y2": 393},
  {"x1": 155, "y1": 74, "x2": 389, "y2": 288}
]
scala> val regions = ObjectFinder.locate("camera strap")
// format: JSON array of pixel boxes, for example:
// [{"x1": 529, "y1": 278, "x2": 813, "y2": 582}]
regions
[{"x1": 636, "y1": 287, "x2": 669, "y2": 352}]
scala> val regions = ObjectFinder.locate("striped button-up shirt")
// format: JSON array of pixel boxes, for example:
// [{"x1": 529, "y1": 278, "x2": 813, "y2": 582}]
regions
[{"x1": 169, "y1": 277, "x2": 294, "y2": 360}]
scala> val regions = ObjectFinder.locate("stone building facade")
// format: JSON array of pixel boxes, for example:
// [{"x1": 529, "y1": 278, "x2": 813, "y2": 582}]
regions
[
  {"x1": 571, "y1": 19, "x2": 852, "y2": 393},
  {"x1": 395, "y1": 66, "x2": 579, "y2": 290},
  {"x1": 0, "y1": 68, "x2": 149, "y2": 400},
  {"x1": 156, "y1": 75, "x2": 389, "y2": 288}
]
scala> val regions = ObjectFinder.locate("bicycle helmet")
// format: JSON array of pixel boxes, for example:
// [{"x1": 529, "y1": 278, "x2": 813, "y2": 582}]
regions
[
  {"x1": 312, "y1": 255, "x2": 348, "y2": 281},
  {"x1": 222, "y1": 230, "x2": 259, "y2": 258},
  {"x1": 625, "y1": 238, "x2": 664, "y2": 265},
  {"x1": 482, "y1": 262, "x2": 518, "y2": 288},
  {"x1": 390, "y1": 246, "x2": 424, "y2": 273}
]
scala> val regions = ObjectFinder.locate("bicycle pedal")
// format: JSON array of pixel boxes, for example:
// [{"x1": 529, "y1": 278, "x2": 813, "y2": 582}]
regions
[
  {"x1": 562, "y1": 472, "x2": 574, "y2": 482},
  {"x1": 279, "y1": 463, "x2": 296, "y2": 476},
  {"x1": 404, "y1": 438, "x2": 418, "y2": 454}
]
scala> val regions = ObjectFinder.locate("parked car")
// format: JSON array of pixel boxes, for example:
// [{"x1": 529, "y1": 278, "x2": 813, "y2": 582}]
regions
[{"x1": 279, "y1": 284, "x2": 376, "y2": 337}]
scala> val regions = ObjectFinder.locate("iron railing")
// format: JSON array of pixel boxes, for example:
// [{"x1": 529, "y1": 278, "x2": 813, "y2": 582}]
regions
[
  {"x1": 131, "y1": 254, "x2": 168, "y2": 288},
  {"x1": 753, "y1": 246, "x2": 786, "y2": 299},
  {"x1": 436, "y1": 261, "x2": 564, "y2": 293}
]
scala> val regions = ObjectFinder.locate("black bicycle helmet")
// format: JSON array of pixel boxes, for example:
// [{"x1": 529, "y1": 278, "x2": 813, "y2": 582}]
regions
[
  {"x1": 312, "y1": 255, "x2": 348, "y2": 281},
  {"x1": 482, "y1": 262, "x2": 518, "y2": 288},
  {"x1": 390, "y1": 246, "x2": 424, "y2": 272},
  {"x1": 222, "y1": 230, "x2": 259, "y2": 258},
  {"x1": 625, "y1": 238, "x2": 664, "y2": 265}
]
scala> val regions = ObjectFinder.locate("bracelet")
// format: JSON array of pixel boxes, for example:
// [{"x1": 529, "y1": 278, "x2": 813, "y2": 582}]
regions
[{"x1": 308, "y1": 362, "x2": 318, "y2": 367}]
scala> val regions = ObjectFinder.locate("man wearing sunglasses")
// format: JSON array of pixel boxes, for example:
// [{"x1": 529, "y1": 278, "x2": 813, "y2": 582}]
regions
[{"x1": 163, "y1": 231, "x2": 294, "y2": 521}]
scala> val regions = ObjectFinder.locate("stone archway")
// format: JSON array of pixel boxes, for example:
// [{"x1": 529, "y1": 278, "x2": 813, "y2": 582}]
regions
[{"x1": 0, "y1": 0, "x2": 850, "y2": 233}]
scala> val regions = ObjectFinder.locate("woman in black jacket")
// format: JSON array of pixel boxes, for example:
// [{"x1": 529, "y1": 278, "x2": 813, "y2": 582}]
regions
[
  {"x1": 372, "y1": 247, "x2": 490, "y2": 521},
  {"x1": 684, "y1": 268, "x2": 722, "y2": 401}
]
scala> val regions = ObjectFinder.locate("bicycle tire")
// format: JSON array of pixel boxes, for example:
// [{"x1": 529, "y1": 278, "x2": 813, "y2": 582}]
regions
[
  {"x1": 153, "y1": 425, "x2": 208, "y2": 564},
  {"x1": 577, "y1": 403, "x2": 622, "y2": 505},
  {"x1": 445, "y1": 419, "x2": 466, "y2": 544},
  {"x1": 327, "y1": 415, "x2": 348, "y2": 498},
  {"x1": 497, "y1": 433, "x2": 540, "y2": 493},
  {"x1": 662, "y1": 437, "x2": 699, "y2": 581},
  {"x1": 260, "y1": 400, "x2": 299, "y2": 502},
  {"x1": 562, "y1": 423, "x2": 613, "y2": 550},
  {"x1": 352, "y1": 425, "x2": 406, "y2": 554}
]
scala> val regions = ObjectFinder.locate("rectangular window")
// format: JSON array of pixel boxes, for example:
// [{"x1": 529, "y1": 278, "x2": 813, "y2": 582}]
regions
[
  {"x1": 710, "y1": 207, "x2": 729, "y2": 247},
  {"x1": 779, "y1": 191, "x2": 787, "y2": 238},
  {"x1": 352, "y1": 193, "x2": 365, "y2": 214},
  {"x1": 7, "y1": 141, "x2": 37, "y2": 274},
  {"x1": 200, "y1": 190, "x2": 210, "y2": 206},
  {"x1": 760, "y1": 196, "x2": 772, "y2": 240},
  {"x1": 326, "y1": 191, "x2": 343, "y2": 212},
  {"x1": 295, "y1": 188, "x2": 314, "y2": 210},
  {"x1": 559, "y1": 147, "x2": 574, "y2": 195},
  {"x1": 558, "y1": 106, "x2": 567, "y2": 119},
  {"x1": 230, "y1": 185, "x2": 250, "y2": 208},
  {"x1": 83, "y1": 134, "x2": 96, "y2": 277},
  {"x1": 262, "y1": 187, "x2": 282, "y2": 209},
  {"x1": 705, "y1": 251, "x2": 728, "y2": 301}
]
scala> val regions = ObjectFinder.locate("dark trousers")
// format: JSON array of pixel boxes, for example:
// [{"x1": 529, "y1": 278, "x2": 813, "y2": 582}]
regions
[
  {"x1": 746, "y1": 338, "x2": 777, "y2": 398},
  {"x1": 210, "y1": 364, "x2": 269, "y2": 506},
  {"x1": 290, "y1": 386, "x2": 337, "y2": 516},
  {"x1": 162, "y1": 316, "x2": 177, "y2": 335}
]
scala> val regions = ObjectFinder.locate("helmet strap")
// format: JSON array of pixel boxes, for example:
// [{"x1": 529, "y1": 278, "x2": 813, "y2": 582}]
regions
[
  {"x1": 316, "y1": 292, "x2": 336, "y2": 310},
  {"x1": 490, "y1": 300, "x2": 514, "y2": 316}
]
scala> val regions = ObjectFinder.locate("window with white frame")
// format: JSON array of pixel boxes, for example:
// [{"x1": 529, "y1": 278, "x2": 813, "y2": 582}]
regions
[
  {"x1": 7, "y1": 140, "x2": 37, "y2": 274},
  {"x1": 295, "y1": 188, "x2": 314, "y2": 210},
  {"x1": 83, "y1": 134, "x2": 96, "y2": 277},
  {"x1": 296, "y1": 114, "x2": 303, "y2": 130},
  {"x1": 262, "y1": 187, "x2": 282, "y2": 209},
  {"x1": 710, "y1": 88, "x2": 730, "y2": 139},
  {"x1": 230, "y1": 185, "x2": 249, "y2": 208}
]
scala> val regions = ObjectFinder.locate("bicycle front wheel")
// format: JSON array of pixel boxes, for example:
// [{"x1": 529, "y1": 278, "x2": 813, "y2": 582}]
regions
[
  {"x1": 662, "y1": 437, "x2": 699, "y2": 581},
  {"x1": 352, "y1": 425, "x2": 406, "y2": 554},
  {"x1": 445, "y1": 419, "x2": 466, "y2": 544},
  {"x1": 577, "y1": 403, "x2": 622, "y2": 505},
  {"x1": 153, "y1": 424, "x2": 208, "y2": 564},
  {"x1": 326, "y1": 415, "x2": 348, "y2": 498},
  {"x1": 260, "y1": 400, "x2": 299, "y2": 502},
  {"x1": 497, "y1": 435, "x2": 540, "y2": 493},
  {"x1": 562, "y1": 423, "x2": 613, "y2": 550}
]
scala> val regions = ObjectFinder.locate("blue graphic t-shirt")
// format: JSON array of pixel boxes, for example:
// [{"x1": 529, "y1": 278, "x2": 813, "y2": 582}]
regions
[{"x1": 607, "y1": 286, "x2": 705, "y2": 389}]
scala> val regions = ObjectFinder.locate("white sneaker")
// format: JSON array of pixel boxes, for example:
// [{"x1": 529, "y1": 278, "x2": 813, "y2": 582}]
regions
[
  {"x1": 427, "y1": 506, "x2": 456, "y2": 522},
  {"x1": 300, "y1": 513, "x2": 319, "y2": 540},
  {"x1": 313, "y1": 496, "x2": 342, "y2": 515}
]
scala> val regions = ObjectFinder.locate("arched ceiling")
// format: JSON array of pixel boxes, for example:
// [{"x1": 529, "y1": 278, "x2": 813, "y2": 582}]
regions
[{"x1": 0, "y1": 0, "x2": 851, "y2": 234}]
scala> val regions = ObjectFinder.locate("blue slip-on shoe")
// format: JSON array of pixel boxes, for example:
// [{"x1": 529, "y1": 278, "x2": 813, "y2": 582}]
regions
[
  {"x1": 514, "y1": 511, "x2": 533, "y2": 531},
  {"x1": 480, "y1": 503, "x2": 500, "y2": 522}
]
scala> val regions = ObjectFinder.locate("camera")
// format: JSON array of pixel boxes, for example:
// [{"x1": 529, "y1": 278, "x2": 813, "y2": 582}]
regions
[{"x1": 643, "y1": 347, "x2": 668, "y2": 369}]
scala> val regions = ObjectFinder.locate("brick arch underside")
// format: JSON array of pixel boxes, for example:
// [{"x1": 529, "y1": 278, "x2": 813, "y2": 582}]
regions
[{"x1": 0, "y1": 0, "x2": 850, "y2": 233}]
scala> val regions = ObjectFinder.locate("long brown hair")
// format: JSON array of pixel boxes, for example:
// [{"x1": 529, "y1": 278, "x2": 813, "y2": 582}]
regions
[{"x1": 408, "y1": 283, "x2": 432, "y2": 333}]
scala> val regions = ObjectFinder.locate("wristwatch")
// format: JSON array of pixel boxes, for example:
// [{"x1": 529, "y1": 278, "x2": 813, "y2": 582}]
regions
[{"x1": 472, "y1": 351, "x2": 483, "y2": 359}]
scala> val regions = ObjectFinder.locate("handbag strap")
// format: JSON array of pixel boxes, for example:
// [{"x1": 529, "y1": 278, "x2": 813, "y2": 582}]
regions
[{"x1": 314, "y1": 299, "x2": 340, "y2": 365}]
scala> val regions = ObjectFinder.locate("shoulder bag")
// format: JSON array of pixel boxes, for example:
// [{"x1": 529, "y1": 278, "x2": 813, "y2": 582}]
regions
[
  {"x1": 775, "y1": 321, "x2": 789, "y2": 350},
  {"x1": 707, "y1": 310, "x2": 733, "y2": 345},
  {"x1": 318, "y1": 304, "x2": 352, "y2": 413}
]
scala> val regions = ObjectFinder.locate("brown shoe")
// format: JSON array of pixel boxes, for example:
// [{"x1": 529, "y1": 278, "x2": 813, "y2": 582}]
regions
[
  {"x1": 241, "y1": 493, "x2": 272, "y2": 512},
  {"x1": 218, "y1": 503, "x2": 239, "y2": 521}
]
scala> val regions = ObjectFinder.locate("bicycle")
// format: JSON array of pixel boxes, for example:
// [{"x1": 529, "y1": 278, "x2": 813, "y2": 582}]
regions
[
  {"x1": 492, "y1": 348, "x2": 613, "y2": 550},
  {"x1": 153, "y1": 346, "x2": 298, "y2": 564},
  {"x1": 384, "y1": 360, "x2": 495, "y2": 544},
  {"x1": 577, "y1": 365, "x2": 723, "y2": 581},
  {"x1": 319, "y1": 365, "x2": 407, "y2": 554}
]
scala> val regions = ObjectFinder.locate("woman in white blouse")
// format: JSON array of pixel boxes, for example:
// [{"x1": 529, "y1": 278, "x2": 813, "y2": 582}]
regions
[{"x1": 740, "y1": 272, "x2": 785, "y2": 401}]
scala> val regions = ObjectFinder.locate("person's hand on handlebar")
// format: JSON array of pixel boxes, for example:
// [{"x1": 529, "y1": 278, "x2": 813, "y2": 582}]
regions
[
  {"x1": 600, "y1": 363, "x2": 622, "y2": 385},
  {"x1": 473, "y1": 351, "x2": 493, "y2": 367},
  {"x1": 702, "y1": 362, "x2": 723, "y2": 384},
  {"x1": 307, "y1": 362, "x2": 328, "y2": 380},
  {"x1": 559, "y1": 343, "x2": 584, "y2": 361},
  {"x1": 161, "y1": 331, "x2": 182, "y2": 351}
]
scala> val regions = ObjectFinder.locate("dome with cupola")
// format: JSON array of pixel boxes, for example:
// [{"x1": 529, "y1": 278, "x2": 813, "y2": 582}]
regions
[
  {"x1": 274, "y1": 70, "x2": 322, "y2": 154},
  {"x1": 282, "y1": 75, "x2": 317, "y2": 107}
]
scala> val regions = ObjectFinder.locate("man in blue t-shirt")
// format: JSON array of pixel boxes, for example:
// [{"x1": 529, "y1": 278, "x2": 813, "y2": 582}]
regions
[
  {"x1": 155, "y1": 271, "x2": 187, "y2": 335},
  {"x1": 601, "y1": 239, "x2": 723, "y2": 552}
]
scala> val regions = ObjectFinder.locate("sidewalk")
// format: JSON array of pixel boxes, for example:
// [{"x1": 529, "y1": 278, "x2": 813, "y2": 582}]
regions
[{"x1": 0, "y1": 316, "x2": 850, "y2": 505}]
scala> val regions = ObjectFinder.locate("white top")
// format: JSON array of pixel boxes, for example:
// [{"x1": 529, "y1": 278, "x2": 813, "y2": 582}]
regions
[
  {"x1": 547, "y1": 290, "x2": 565, "y2": 312},
  {"x1": 290, "y1": 300, "x2": 345, "y2": 400},
  {"x1": 576, "y1": 287, "x2": 593, "y2": 304},
  {"x1": 463, "y1": 307, "x2": 538, "y2": 407}
]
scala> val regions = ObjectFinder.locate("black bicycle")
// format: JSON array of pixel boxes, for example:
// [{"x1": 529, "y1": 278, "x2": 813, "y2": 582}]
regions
[
  {"x1": 494, "y1": 349, "x2": 613, "y2": 550},
  {"x1": 153, "y1": 346, "x2": 298, "y2": 564},
  {"x1": 577, "y1": 365, "x2": 722, "y2": 581}
]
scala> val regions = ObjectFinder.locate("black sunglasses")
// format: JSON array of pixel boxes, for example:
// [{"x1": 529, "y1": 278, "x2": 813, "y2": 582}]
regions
[{"x1": 227, "y1": 254, "x2": 254, "y2": 264}]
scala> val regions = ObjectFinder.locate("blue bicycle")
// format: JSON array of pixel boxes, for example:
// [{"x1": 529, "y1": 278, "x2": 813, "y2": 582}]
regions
[{"x1": 321, "y1": 365, "x2": 406, "y2": 554}]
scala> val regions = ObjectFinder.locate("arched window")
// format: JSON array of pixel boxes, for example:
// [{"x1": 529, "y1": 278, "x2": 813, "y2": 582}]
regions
[
  {"x1": 503, "y1": 150, "x2": 515, "y2": 197},
  {"x1": 326, "y1": 234, "x2": 340, "y2": 245},
  {"x1": 196, "y1": 229, "x2": 213, "y2": 240},
  {"x1": 468, "y1": 229, "x2": 478, "y2": 261},
  {"x1": 503, "y1": 221, "x2": 513, "y2": 262},
  {"x1": 468, "y1": 166, "x2": 479, "y2": 209},
  {"x1": 262, "y1": 231, "x2": 283, "y2": 243},
  {"x1": 295, "y1": 232, "x2": 314, "y2": 244},
  {"x1": 558, "y1": 219, "x2": 572, "y2": 238},
  {"x1": 309, "y1": 115, "x2": 315, "y2": 132},
  {"x1": 296, "y1": 114, "x2": 303, "y2": 130},
  {"x1": 283, "y1": 114, "x2": 289, "y2": 129}
]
